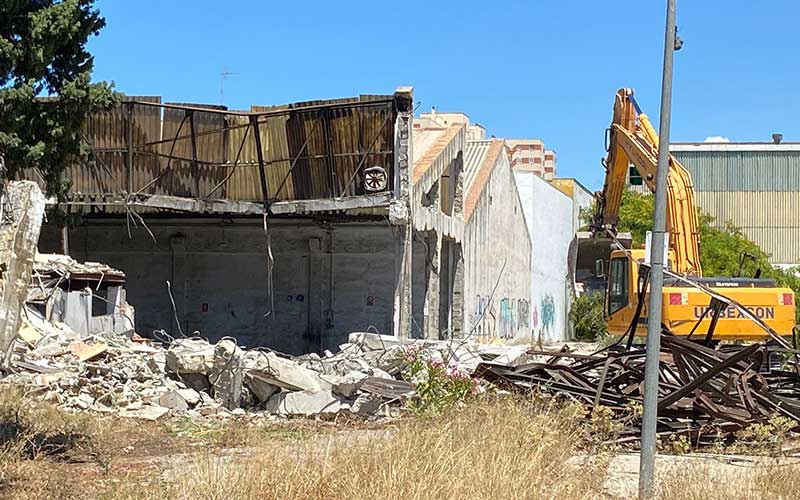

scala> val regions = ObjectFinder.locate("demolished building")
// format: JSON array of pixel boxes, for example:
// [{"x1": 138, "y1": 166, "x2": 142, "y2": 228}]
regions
[{"x1": 20, "y1": 87, "x2": 538, "y2": 355}]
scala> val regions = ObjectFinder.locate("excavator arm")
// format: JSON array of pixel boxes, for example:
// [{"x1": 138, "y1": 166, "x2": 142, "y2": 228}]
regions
[{"x1": 592, "y1": 88, "x2": 702, "y2": 276}]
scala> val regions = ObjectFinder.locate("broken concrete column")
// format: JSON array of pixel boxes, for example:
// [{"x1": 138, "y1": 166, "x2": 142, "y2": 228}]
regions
[
  {"x1": 209, "y1": 338, "x2": 243, "y2": 410},
  {"x1": 0, "y1": 181, "x2": 45, "y2": 368}
]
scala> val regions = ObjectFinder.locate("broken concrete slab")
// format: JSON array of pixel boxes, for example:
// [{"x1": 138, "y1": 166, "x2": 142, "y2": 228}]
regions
[
  {"x1": 119, "y1": 404, "x2": 170, "y2": 421},
  {"x1": 157, "y1": 391, "x2": 189, "y2": 411},
  {"x1": 69, "y1": 339, "x2": 108, "y2": 361},
  {"x1": 265, "y1": 390, "x2": 343, "y2": 416},
  {"x1": 0, "y1": 181, "x2": 46, "y2": 367},
  {"x1": 348, "y1": 332, "x2": 404, "y2": 351},
  {"x1": 243, "y1": 351, "x2": 327, "y2": 393},
  {"x1": 176, "y1": 387, "x2": 201, "y2": 406},
  {"x1": 350, "y1": 393, "x2": 384, "y2": 416},
  {"x1": 17, "y1": 319, "x2": 42, "y2": 346},
  {"x1": 330, "y1": 370, "x2": 368, "y2": 398},
  {"x1": 166, "y1": 338, "x2": 215, "y2": 374},
  {"x1": 245, "y1": 373, "x2": 280, "y2": 403}
]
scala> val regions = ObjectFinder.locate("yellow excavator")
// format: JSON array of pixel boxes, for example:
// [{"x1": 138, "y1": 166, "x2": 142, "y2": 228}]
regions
[{"x1": 589, "y1": 88, "x2": 795, "y2": 341}]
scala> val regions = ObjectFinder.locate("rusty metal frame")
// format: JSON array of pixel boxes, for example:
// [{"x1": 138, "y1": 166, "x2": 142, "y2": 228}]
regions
[{"x1": 72, "y1": 97, "x2": 398, "y2": 208}]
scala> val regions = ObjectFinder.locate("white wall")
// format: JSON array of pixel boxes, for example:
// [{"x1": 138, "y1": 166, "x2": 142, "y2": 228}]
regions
[
  {"x1": 464, "y1": 153, "x2": 531, "y2": 344},
  {"x1": 515, "y1": 172, "x2": 574, "y2": 342}
]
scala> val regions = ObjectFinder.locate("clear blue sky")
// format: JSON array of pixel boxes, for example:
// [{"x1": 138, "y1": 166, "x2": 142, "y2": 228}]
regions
[{"x1": 88, "y1": 0, "x2": 800, "y2": 190}]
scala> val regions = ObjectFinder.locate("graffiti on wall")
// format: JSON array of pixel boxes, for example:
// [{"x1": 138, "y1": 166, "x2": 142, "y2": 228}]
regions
[
  {"x1": 517, "y1": 299, "x2": 530, "y2": 329},
  {"x1": 530, "y1": 293, "x2": 557, "y2": 341},
  {"x1": 472, "y1": 295, "x2": 495, "y2": 341},
  {"x1": 472, "y1": 296, "x2": 530, "y2": 341}
]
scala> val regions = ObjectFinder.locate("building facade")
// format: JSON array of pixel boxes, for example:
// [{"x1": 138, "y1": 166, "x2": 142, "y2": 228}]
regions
[
  {"x1": 462, "y1": 140, "x2": 532, "y2": 343},
  {"x1": 514, "y1": 170, "x2": 575, "y2": 342},
  {"x1": 506, "y1": 139, "x2": 557, "y2": 180},
  {"x1": 34, "y1": 90, "x2": 421, "y2": 354}
]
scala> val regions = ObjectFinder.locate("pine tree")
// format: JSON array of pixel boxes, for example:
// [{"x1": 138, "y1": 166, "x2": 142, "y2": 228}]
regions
[{"x1": 0, "y1": 0, "x2": 118, "y2": 199}]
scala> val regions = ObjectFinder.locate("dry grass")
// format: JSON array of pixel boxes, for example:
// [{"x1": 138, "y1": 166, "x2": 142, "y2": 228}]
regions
[
  {"x1": 0, "y1": 389, "x2": 614, "y2": 500},
  {"x1": 655, "y1": 460, "x2": 800, "y2": 500},
  {"x1": 155, "y1": 396, "x2": 611, "y2": 500}
]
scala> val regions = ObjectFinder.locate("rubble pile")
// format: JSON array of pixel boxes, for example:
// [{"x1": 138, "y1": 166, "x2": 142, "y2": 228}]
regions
[
  {"x1": 475, "y1": 335, "x2": 800, "y2": 445},
  {"x1": 4, "y1": 309, "x2": 493, "y2": 420}
]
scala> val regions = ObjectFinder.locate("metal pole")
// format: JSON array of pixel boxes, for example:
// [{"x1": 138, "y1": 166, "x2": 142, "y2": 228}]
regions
[{"x1": 639, "y1": 0, "x2": 679, "y2": 498}]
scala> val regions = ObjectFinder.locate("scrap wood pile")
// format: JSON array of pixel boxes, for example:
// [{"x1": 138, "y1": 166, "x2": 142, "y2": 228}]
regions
[{"x1": 474, "y1": 334, "x2": 800, "y2": 445}]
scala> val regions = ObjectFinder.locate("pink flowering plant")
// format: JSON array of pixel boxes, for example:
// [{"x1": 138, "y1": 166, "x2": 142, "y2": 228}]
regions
[{"x1": 401, "y1": 345, "x2": 479, "y2": 414}]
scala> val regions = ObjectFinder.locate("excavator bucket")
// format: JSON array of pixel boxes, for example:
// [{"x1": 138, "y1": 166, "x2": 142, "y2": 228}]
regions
[{"x1": 575, "y1": 231, "x2": 632, "y2": 295}]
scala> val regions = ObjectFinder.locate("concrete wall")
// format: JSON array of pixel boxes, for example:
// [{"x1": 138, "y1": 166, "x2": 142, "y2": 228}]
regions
[
  {"x1": 515, "y1": 172, "x2": 574, "y2": 342},
  {"x1": 464, "y1": 154, "x2": 532, "y2": 343},
  {"x1": 39, "y1": 218, "x2": 425, "y2": 355}
]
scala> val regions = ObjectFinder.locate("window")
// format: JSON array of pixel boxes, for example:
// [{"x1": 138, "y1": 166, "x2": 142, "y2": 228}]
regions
[
  {"x1": 608, "y1": 258, "x2": 629, "y2": 314},
  {"x1": 629, "y1": 166, "x2": 643, "y2": 186}
]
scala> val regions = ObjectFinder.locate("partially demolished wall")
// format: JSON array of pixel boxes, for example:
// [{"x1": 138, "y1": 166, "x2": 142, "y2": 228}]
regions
[{"x1": 0, "y1": 181, "x2": 45, "y2": 366}]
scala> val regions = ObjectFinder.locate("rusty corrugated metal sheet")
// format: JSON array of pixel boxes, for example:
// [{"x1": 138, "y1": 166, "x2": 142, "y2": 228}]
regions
[
  {"x1": 66, "y1": 96, "x2": 162, "y2": 200},
  {"x1": 21, "y1": 94, "x2": 398, "y2": 211}
]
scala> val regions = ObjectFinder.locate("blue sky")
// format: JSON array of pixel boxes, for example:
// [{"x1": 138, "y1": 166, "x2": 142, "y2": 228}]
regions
[{"x1": 88, "y1": 1, "x2": 800, "y2": 190}]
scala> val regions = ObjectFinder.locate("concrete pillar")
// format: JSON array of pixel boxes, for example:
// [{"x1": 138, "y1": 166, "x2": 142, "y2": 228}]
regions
[
  {"x1": 391, "y1": 87, "x2": 414, "y2": 339},
  {"x1": 451, "y1": 243, "x2": 465, "y2": 339},
  {"x1": 423, "y1": 232, "x2": 440, "y2": 339},
  {"x1": 307, "y1": 236, "x2": 324, "y2": 352},
  {"x1": 0, "y1": 181, "x2": 45, "y2": 367}
]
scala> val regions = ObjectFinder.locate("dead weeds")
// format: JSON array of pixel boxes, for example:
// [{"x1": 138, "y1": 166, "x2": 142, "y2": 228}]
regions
[
  {"x1": 158, "y1": 395, "x2": 611, "y2": 500},
  {"x1": 655, "y1": 460, "x2": 800, "y2": 500}
]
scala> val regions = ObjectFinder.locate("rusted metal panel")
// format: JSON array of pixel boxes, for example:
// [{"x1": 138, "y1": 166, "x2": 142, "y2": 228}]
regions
[{"x1": 26, "y1": 94, "x2": 398, "y2": 211}]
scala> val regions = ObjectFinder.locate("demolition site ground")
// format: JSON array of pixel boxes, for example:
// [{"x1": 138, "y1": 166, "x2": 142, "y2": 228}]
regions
[{"x1": 3, "y1": 384, "x2": 800, "y2": 500}]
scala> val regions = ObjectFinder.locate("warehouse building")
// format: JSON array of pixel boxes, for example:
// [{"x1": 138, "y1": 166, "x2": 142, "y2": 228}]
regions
[{"x1": 28, "y1": 89, "x2": 542, "y2": 354}]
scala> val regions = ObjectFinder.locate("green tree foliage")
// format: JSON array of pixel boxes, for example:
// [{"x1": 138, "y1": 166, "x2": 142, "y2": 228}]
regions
[
  {"x1": 578, "y1": 190, "x2": 654, "y2": 246},
  {"x1": 580, "y1": 190, "x2": 800, "y2": 320},
  {"x1": 0, "y1": 0, "x2": 118, "y2": 199}
]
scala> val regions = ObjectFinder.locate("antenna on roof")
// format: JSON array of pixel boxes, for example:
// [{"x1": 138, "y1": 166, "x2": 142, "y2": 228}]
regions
[{"x1": 220, "y1": 69, "x2": 240, "y2": 104}]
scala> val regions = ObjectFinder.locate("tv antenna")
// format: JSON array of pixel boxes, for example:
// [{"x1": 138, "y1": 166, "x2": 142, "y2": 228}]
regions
[{"x1": 220, "y1": 70, "x2": 240, "y2": 104}]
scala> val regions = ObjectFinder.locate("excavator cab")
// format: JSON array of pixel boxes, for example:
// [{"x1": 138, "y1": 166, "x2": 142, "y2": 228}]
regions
[{"x1": 600, "y1": 249, "x2": 795, "y2": 340}]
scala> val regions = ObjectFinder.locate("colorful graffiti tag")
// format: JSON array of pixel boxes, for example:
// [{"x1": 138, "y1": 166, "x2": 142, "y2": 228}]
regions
[
  {"x1": 473, "y1": 296, "x2": 530, "y2": 341},
  {"x1": 539, "y1": 294, "x2": 555, "y2": 337}
]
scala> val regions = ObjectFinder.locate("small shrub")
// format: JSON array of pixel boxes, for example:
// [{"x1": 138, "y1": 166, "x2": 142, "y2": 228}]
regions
[
  {"x1": 570, "y1": 292, "x2": 608, "y2": 341},
  {"x1": 401, "y1": 346, "x2": 478, "y2": 414},
  {"x1": 657, "y1": 433, "x2": 691, "y2": 455},
  {"x1": 731, "y1": 415, "x2": 796, "y2": 456}
]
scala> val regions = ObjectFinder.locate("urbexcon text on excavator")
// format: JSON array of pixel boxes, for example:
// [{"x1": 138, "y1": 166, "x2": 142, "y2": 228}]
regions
[{"x1": 589, "y1": 88, "x2": 795, "y2": 342}]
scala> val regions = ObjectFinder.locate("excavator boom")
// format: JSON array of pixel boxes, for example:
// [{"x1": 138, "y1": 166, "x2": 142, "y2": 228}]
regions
[{"x1": 592, "y1": 88, "x2": 702, "y2": 275}]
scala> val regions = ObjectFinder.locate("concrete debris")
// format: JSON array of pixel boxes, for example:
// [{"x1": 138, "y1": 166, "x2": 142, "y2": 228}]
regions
[
  {"x1": 119, "y1": 404, "x2": 170, "y2": 421},
  {"x1": 0, "y1": 181, "x2": 46, "y2": 367},
  {"x1": 4, "y1": 258, "x2": 527, "y2": 419},
  {"x1": 243, "y1": 350, "x2": 327, "y2": 393},
  {"x1": 209, "y1": 338, "x2": 243, "y2": 410},
  {"x1": 330, "y1": 370, "x2": 368, "y2": 398},
  {"x1": 266, "y1": 389, "x2": 343, "y2": 416},
  {"x1": 166, "y1": 339, "x2": 215, "y2": 374}
]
